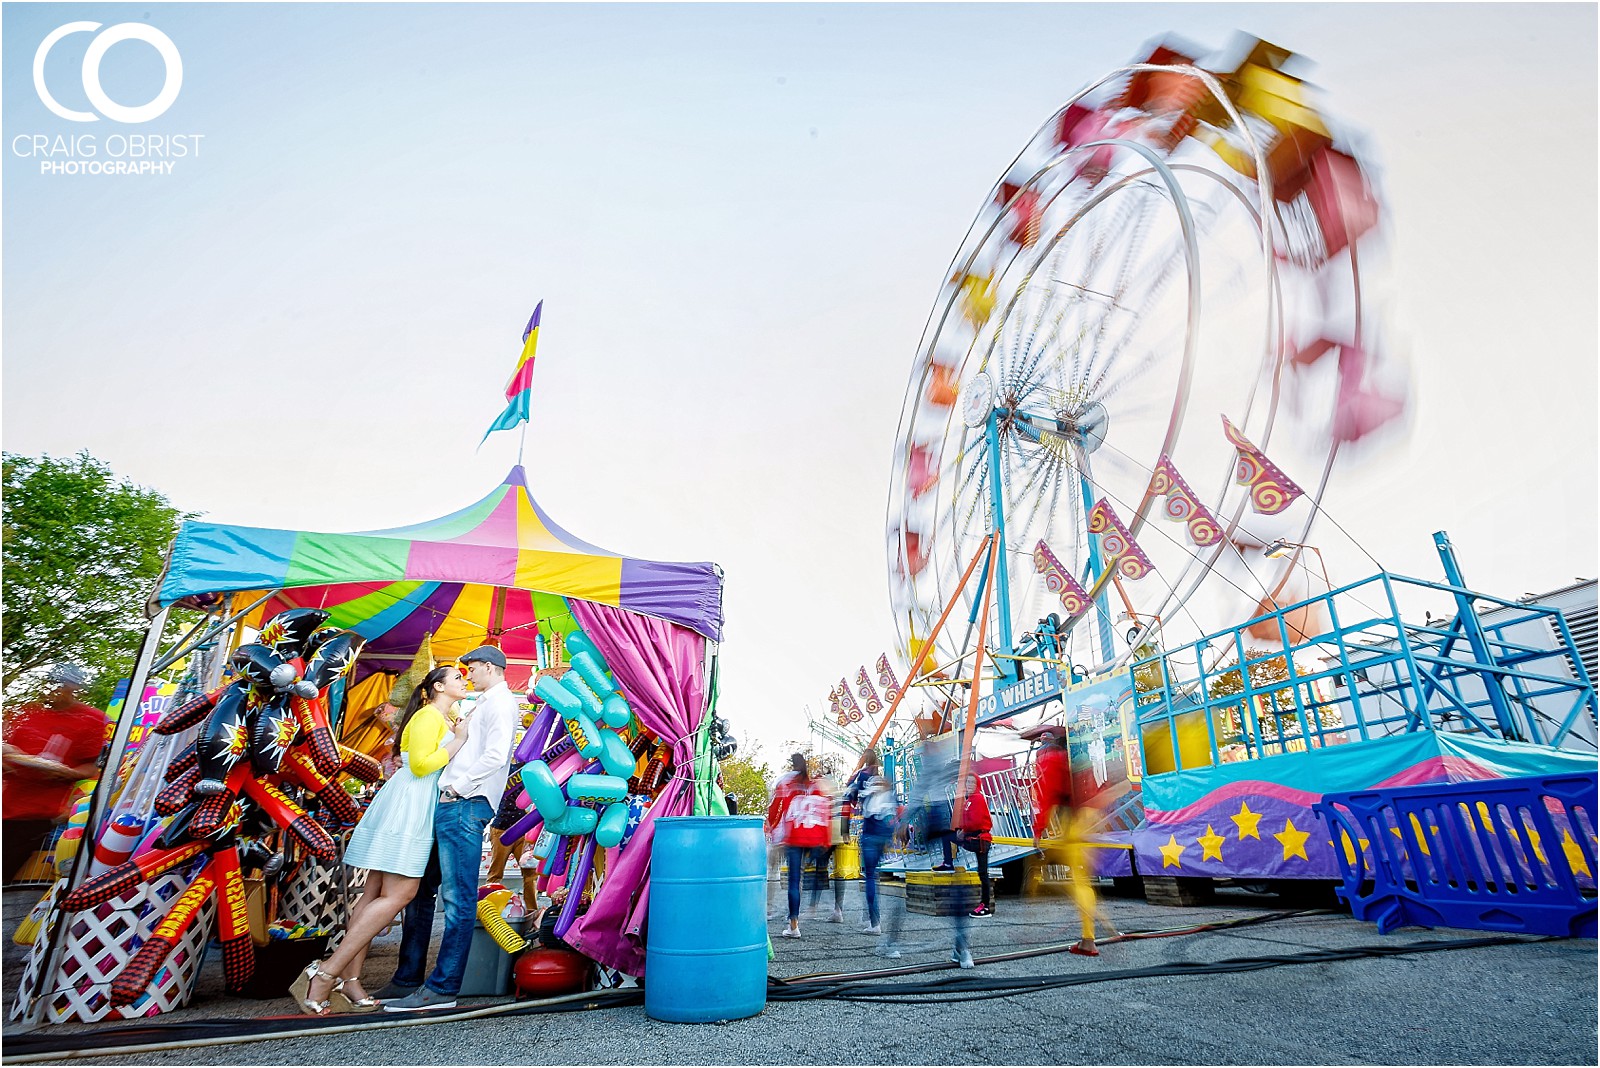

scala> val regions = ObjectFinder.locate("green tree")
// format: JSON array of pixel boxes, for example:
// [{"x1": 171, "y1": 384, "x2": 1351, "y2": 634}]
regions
[
  {"x1": 719, "y1": 738, "x2": 773, "y2": 817},
  {"x1": 1206, "y1": 646, "x2": 1342, "y2": 751},
  {"x1": 3, "y1": 452, "x2": 191, "y2": 708}
]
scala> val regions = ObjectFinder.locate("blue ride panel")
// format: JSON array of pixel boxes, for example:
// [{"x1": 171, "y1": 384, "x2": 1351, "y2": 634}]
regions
[{"x1": 1316, "y1": 772, "x2": 1598, "y2": 937}]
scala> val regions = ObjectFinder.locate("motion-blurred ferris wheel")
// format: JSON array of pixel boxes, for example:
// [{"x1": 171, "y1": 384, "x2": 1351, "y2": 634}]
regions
[{"x1": 886, "y1": 37, "x2": 1407, "y2": 692}]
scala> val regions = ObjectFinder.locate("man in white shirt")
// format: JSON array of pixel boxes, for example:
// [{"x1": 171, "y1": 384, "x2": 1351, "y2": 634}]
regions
[{"x1": 385, "y1": 645, "x2": 518, "y2": 1012}]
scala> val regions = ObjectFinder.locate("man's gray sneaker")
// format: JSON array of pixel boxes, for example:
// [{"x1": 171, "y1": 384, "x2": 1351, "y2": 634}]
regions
[
  {"x1": 373, "y1": 981, "x2": 417, "y2": 1001},
  {"x1": 382, "y1": 985, "x2": 457, "y2": 1012}
]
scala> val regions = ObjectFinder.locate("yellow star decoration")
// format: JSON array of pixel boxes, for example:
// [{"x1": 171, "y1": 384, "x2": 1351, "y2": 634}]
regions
[
  {"x1": 1231, "y1": 801, "x2": 1262, "y2": 840},
  {"x1": 1159, "y1": 833, "x2": 1185, "y2": 869},
  {"x1": 1521, "y1": 827, "x2": 1546, "y2": 865},
  {"x1": 1337, "y1": 833, "x2": 1370, "y2": 865},
  {"x1": 1561, "y1": 830, "x2": 1593, "y2": 878},
  {"x1": 1275, "y1": 817, "x2": 1311, "y2": 861},
  {"x1": 1197, "y1": 824, "x2": 1226, "y2": 862},
  {"x1": 1389, "y1": 826, "x2": 1429, "y2": 857}
]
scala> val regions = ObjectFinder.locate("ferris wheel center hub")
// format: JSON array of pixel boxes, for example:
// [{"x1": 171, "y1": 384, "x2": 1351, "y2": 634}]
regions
[{"x1": 1067, "y1": 401, "x2": 1110, "y2": 453}]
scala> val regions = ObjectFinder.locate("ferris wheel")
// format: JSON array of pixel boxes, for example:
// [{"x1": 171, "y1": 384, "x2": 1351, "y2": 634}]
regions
[{"x1": 886, "y1": 38, "x2": 1406, "y2": 688}]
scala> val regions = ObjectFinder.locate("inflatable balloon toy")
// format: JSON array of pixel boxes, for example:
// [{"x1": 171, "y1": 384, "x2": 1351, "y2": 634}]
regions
[
  {"x1": 496, "y1": 628, "x2": 677, "y2": 944},
  {"x1": 477, "y1": 889, "x2": 529, "y2": 953},
  {"x1": 55, "y1": 608, "x2": 379, "y2": 1005}
]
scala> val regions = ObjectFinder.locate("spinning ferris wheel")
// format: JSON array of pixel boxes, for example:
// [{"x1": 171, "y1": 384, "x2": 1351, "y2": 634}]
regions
[{"x1": 886, "y1": 38, "x2": 1407, "y2": 691}]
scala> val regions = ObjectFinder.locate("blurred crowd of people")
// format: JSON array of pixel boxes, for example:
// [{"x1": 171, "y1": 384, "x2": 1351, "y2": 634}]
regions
[{"x1": 763, "y1": 727, "x2": 1099, "y2": 970}]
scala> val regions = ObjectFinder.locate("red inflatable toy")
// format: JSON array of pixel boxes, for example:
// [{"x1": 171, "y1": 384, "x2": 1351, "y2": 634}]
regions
[{"x1": 513, "y1": 947, "x2": 593, "y2": 999}]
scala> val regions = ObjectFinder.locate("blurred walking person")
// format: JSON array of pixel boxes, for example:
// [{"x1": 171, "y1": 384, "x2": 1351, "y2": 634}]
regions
[
  {"x1": 882, "y1": 735, "x2": 972, "y2": 967},
  {"x1": 2, "y1": 664, "x2": 107, "y2": 886},
  {"x1": 808, "y1": 773, "x2": 847, "y2": 922},
  {"x1": 844, "y1": 748, "x2": 896, "y2": 934},
  {"x1": 955, "y1": 771, "x2": 994, "y2": 916},
  {"x1": 764, "y1": 754, "x2": 802, "y2": 918},
  {"x1": 765, "y1": 753, "x2": 830, "y2": 938},
  {"x1": 1032, "y1": 726, "x2": 1100, "y2": 956}
]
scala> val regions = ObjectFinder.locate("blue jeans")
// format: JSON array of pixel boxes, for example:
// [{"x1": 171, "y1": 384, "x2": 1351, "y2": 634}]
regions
[
  {"x1": 858, "y1": 832, "x2": 889, "y2": 925},
  {"x1": 925, "y1": 802, "x2": 956, "y2": 865},
  {"x1": 391, "y1": 846, "x2": 441, "y2": 988},
  {"x1": 425, "y1": 796, "x2": 492, "y2": 997},
  {"x1": 785, "y1": 846, "x2": 826, "y2": 921}
]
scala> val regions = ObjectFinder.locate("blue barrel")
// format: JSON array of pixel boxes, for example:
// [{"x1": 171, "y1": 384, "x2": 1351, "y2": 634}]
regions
[{"x1": 644, "y1": 815, "x2": 767, "y2": 1022}]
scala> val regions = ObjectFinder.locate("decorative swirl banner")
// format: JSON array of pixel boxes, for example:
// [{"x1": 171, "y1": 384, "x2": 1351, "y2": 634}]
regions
[
  {"x1": 829, "y1": 685, "x2": 846, "y2": 727},
  {"x1": 838, "y1": 681, "x2": 865, "y2": 724},
  {"x1": 1221, "y1": 415, "x2": 1305, "y2": 515},
  {"x1": 1148, "y1": 454, "x2": 1223, "y2": 546},
  {"x1": 1033, "y1": 539, "x2": 1094, "y2": 619},
  {"x1": 875, "y1": 653, "x2": 902, "y2": 703},
  {"x1": 855, "y1": 667, "x2": 884, "y2": 716},
  {"x1": 1088, "y1": 499, "x2": 1153, "y2": 580}
]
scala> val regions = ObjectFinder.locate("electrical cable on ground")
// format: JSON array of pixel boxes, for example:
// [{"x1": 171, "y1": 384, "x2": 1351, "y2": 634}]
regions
[
  {"x1": 765, "y1": 935, "x2": 1554, "y2": 1005},
  {"x1": 780, "y1": 907, "x2": 1330, "y2": 983},
  {"x1": 1, "y1": 907, "x2": 1561, "y2": 1063}
]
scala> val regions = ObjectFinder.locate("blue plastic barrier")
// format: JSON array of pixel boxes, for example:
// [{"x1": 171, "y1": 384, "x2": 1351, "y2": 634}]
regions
[
  {"x1": 1315, "y1": 772, "x2": 1597, "y2": 937},
  {"x1": 644, "y1": 815, "x2": 767, "y2": 1022}
]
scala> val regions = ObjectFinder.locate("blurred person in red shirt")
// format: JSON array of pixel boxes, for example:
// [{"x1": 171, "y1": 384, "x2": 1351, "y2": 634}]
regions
[
  {"x1": 765, "y1": 753, "x2": 830, "y2": 939},
  {"x1": 2, "y1": 664, "x2": 109, "y2": 884},
  {"x1": 954, "y1": 771, "x2": 994, "y2": 916},
  {"x1": 1030, "y1": 725, "x2": 1101, "y2": 957}
]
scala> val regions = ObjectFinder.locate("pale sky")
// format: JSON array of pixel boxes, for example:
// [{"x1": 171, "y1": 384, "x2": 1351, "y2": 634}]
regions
[{"x1": 4, "y1": 3, "x2": 1596, "y2": 763}]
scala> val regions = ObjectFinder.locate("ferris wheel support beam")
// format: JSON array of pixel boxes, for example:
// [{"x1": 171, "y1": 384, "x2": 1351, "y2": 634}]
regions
[
  {"x1": 955, "y1": 534, "x2": 1000, "y2": 823},
  {"x1": 984, "y1": 411, "x2": 1021, "y2": 683},
  {"x1": 1074, "y1": 443, "x2": 1118, "y2": 665},
  {"x1": 867, "y1": 534, "x2": 996, "y2": 752}
]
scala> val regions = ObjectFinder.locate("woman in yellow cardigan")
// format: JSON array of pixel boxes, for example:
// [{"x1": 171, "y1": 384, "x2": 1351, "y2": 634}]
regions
[{"x1": 292, "y1": 665, "x2": 471, "y2": 1015}]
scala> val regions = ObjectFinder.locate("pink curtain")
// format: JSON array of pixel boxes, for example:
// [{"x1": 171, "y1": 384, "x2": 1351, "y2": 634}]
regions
[{"x1": 563, "y1": 599, "x2": 707, "y2": 975}]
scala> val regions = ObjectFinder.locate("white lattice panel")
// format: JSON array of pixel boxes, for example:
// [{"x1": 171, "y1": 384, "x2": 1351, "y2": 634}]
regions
[
  {"x1": 10, "y1": 867, "x2": 215, "y2": 1023},
  {"x1": 278, "y1": 856, "x2": 367, "y2": 931}
]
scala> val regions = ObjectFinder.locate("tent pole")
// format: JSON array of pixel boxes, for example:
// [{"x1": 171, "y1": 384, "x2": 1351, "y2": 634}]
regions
[
  {"x1": 203, "y1": 594, "x2": 237, "y2": 690},
  {"x1": 150, "y1": 590, "x2": 276, "y2": 674},
  {"x1": 23, "y1": 606, "x2": 170, "y2": 1024},
  {"x1": 697, "y1": 640, "x2": 719, "y2": 813}
]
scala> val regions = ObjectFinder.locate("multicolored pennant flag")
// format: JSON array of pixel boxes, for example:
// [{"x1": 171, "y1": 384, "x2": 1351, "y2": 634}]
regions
[
  {"x1": 828, "y1": 685, "x2": 846, "y2": 727},
  {"x1": 482, "y1": 301, "x2": 543, "y2": 444},
  {"x1": 1148, "y1": 455, "x2": 1223, "y2": 546},
  {"x1": 855, "y1": 667, "x2": 884, "y2": 716},
  {"x1": 1221, "y1": 415, "x2": 1305, "y2": 515},
  {"x1": 1033, "y1": 540, "x2": 1094, "y2": 618},
  {"x1": 1088, "y1": 499, "x2": 1153, "y2": 580},
  {"x1": 875, "y1": 653, "x2": 901, "y2": 703},
  {"x1": 838, "y1": 680, "x2": 865, "y2": 724}
]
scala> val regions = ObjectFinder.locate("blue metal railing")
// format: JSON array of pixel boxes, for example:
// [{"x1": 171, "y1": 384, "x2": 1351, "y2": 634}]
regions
[{"x1": 1132, "y1": 570, "x2": 1597, "y2": 772}]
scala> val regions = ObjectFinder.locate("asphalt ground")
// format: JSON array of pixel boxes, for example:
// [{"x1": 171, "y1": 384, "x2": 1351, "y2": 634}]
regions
[{"x1": 3, "y1": 881, "x2": 1595, "y2": 1065}]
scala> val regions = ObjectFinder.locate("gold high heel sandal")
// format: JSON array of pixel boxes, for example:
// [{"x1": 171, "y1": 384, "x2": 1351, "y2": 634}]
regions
[
  {"x1": 333, "y1": 976, "x2": 381, "y2": 1013},
  {"x1": 288, "y1": 960, "x2": 342, "y2": 1016}
]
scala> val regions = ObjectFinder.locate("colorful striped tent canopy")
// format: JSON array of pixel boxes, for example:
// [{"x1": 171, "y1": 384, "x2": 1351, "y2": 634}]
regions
[{"x1": 156, "y1": 467, "x2": 723, "y2": 681}]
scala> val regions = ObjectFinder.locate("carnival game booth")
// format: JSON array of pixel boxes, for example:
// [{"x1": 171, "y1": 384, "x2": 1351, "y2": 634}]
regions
[{"x1": 14, "y1": 466, "x2": 725, "y2": 1025}]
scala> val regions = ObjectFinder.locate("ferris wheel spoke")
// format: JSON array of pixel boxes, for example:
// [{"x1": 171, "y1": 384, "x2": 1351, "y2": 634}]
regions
[
  {"x1": 1002, "y1": 434, "x2": 1058, "y2": 534},
  {"x1": 1017, "y1": 310, "x2": 1091, "y2": 410},
  {"x1": 1077, "y1": 186, "x2": 1161, "y2": 374},
  {"x1": 1072, "y1": 220, "x2": 1192, "y2": 401},
  {"x1": 1003, "y1": 302, "x2": 1060, "y2": 400}
]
